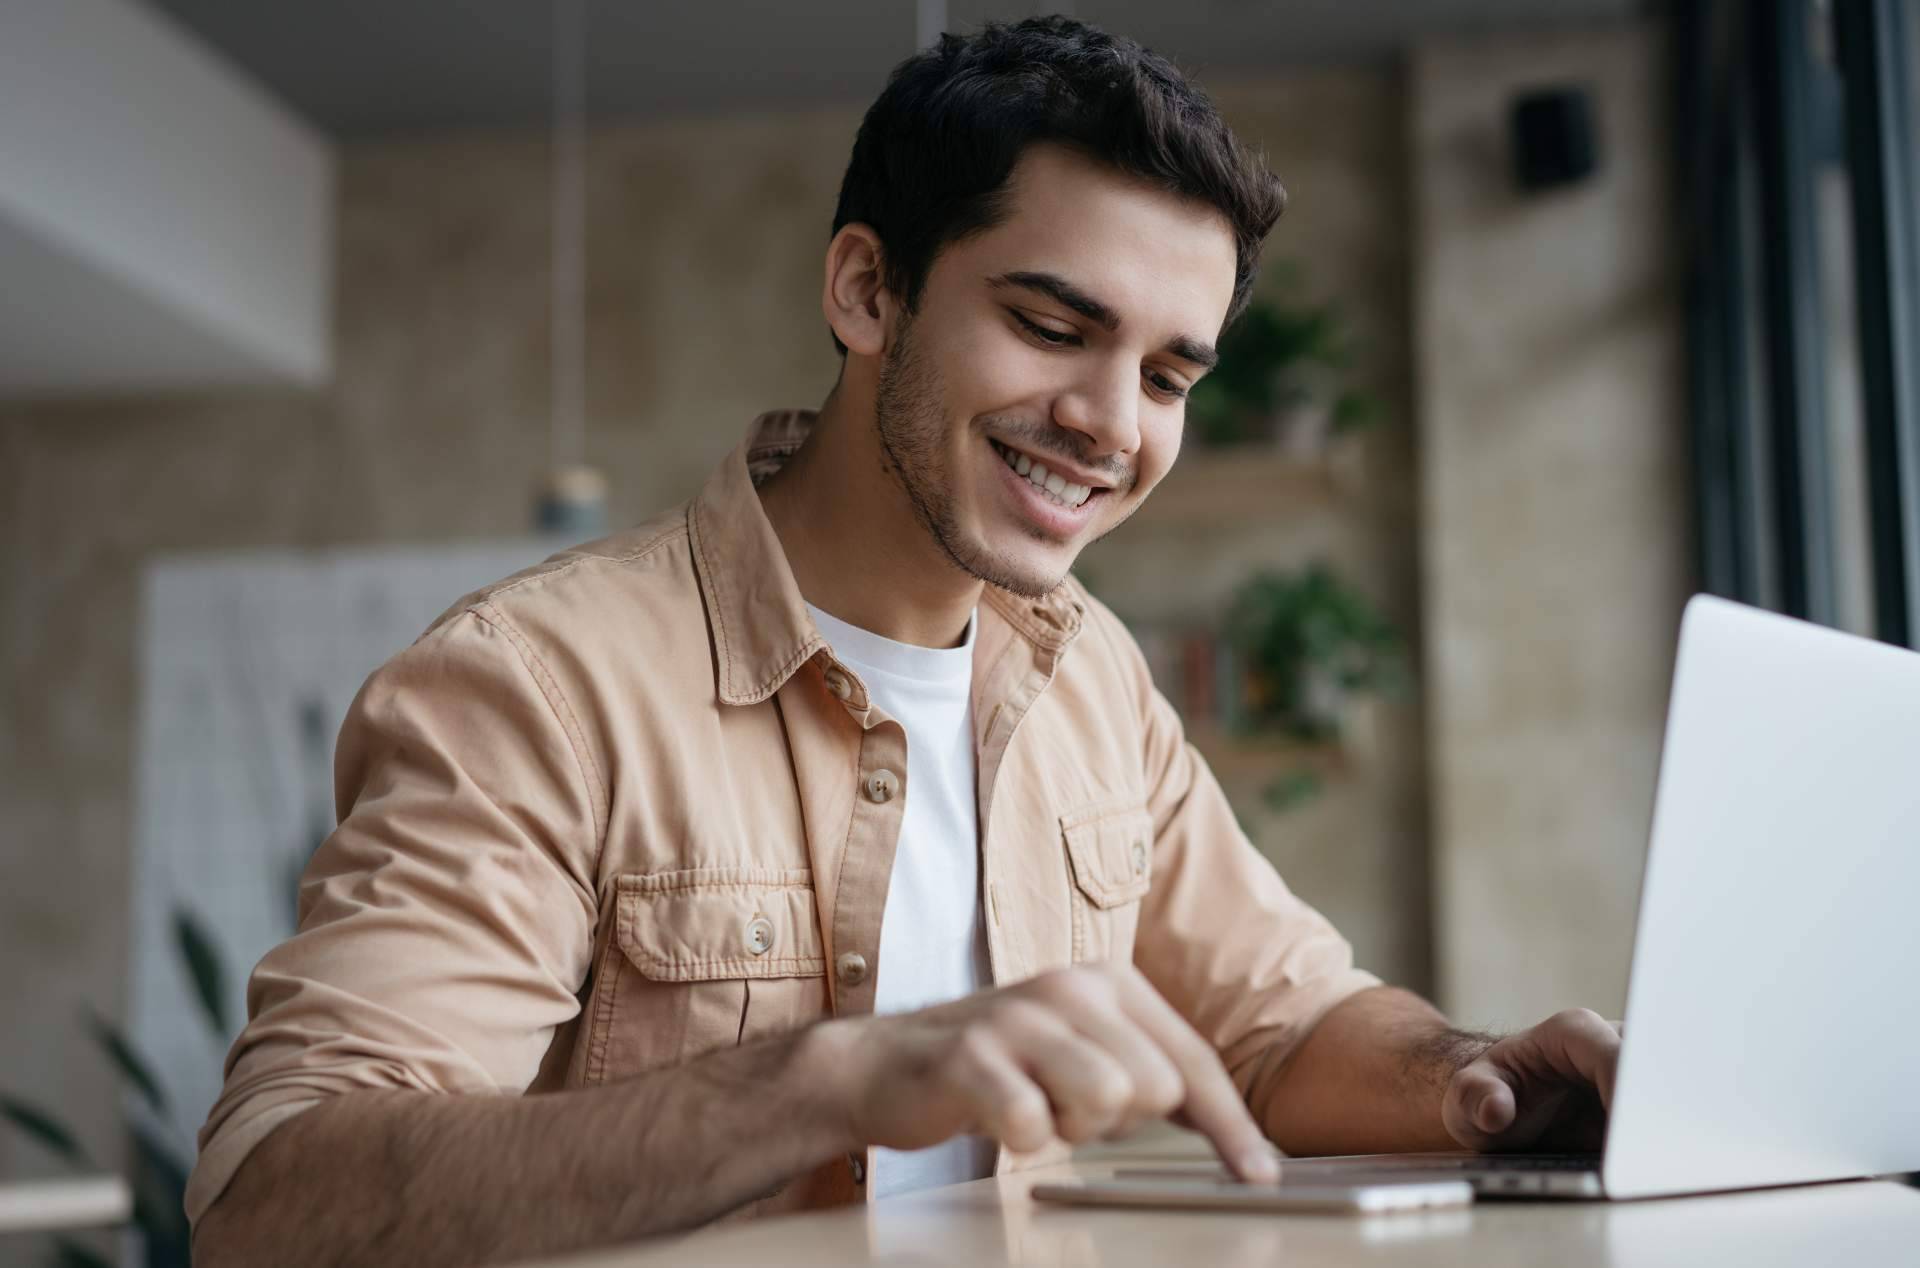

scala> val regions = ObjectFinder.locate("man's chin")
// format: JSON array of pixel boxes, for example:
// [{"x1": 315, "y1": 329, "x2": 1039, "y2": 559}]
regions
[
  {"x1": 955, "y1": 538, "x2": 1073, "y2": 600},
  {"x1": 985, "y1": 570, "x2": 1065, "y2": 601}
]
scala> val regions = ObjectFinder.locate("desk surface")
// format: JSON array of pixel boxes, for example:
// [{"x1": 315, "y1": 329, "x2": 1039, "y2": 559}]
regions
[{"x1": 523, "y1": 1132, "x2": 1920, "y2": 1268}]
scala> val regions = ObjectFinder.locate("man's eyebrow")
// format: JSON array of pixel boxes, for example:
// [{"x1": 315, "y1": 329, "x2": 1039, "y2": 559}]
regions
[
  {"x1": 989, "y1": 271, "x2": 1120, "y2": 332},
  {"x1": 1167, "y1": 334, "x2": 1219, "y2": 371},
  {"x1": 989, "y1": 270, "x2": 1218, "y2": 370}
]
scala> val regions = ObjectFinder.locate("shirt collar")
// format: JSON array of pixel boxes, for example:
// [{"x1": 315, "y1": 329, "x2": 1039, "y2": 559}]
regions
[{"x1": 687, "y1": 410, "x2": 1086, "y2": 706}]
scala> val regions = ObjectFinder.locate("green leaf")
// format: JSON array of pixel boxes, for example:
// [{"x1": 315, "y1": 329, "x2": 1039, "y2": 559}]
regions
[
  {"x1": 1196, "y1": 276, "x2": 1377, "y2": 451},
  {"x1": 1263, "y1": 770, "x2": 1325, "y2": 813},
  {"x1": 1330, "y1": 389, "x2": 1382, "y2": 434},
  {"x1": 1185, "y1": 379, "x2": 1247, "y2": 446},
  {"x1": 81, "y1": 1010, "x2": 169, "y2": 1120},
  {"x1": 51, "y1": 1238, "x2": 116, "y2": 1268},
  {"x1": 128, "y1": 1119, "x2": 190, "y2": 1199},
  {"x1": 128, "y1": 1120, "x2": 192, "y2": 1264},
  {"x1": 0, "y1": 1093, "x2": 90, "y2": 1165},
  {"x1": 1223, "y1": 562, "x2": 1405, "y2": 738},
  {"x1": 173, "y1": 907, "x2": 230, "y2": 1038}
]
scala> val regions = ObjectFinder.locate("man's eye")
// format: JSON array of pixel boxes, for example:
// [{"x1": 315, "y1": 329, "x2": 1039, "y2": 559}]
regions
[
  {"x1": 1013, "y1": 311, "x2": 1078, "y2": 347},
  {"x1": 1146, "y1": 371, "x2": 1189, "y2": 400}
]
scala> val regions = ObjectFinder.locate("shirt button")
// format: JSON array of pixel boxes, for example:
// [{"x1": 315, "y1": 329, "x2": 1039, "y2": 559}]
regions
[
  {"x1": 864, "y1": 769, "x2": 899, "y2": 803},
  {"x1": 1131, "y1": 840, "x2": 1149, "y2": 877},
  {"x1": 836, "y1": 951, "x2": 869, "y2": 987},
  {"x1": 849, "y1": 1152, "x2": 867, "y2": 1185},
  {"x1": 824, "y1": 668, "x2": 852, "y2": 701},
  {"x1": 745, "y1": 916, "x2": 775, "y2": 956}
]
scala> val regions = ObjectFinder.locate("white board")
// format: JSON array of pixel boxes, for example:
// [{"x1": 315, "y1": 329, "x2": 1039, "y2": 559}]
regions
[{"x1": 129, "y1": 539, "x2": 566, "y2": 1156}]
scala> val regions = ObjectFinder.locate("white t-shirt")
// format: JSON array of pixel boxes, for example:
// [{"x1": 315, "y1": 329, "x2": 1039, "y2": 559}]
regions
[{"x1": 805, "y1": 603, "x2": 994, "y2": 1198}]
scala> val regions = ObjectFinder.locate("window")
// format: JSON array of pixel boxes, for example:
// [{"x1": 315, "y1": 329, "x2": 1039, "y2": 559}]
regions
[{"x1": 1681, "y1": 0, "x2": 1920, "y2": 646}]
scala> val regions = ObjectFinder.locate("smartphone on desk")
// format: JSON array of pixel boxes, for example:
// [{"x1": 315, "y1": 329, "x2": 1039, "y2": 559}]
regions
[{"x1": 1030, "y1": 1176, "x2": 1474, "y2": 1215}]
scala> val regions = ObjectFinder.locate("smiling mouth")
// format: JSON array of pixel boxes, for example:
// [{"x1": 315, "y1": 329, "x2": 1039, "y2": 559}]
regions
[{"x1": 989, "y1": 439, "x2": 1104, "y2": 510}]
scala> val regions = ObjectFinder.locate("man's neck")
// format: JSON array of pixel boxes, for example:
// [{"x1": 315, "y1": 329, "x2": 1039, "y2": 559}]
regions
[{"x1": 757, "y1": 384, "x2": 984, "y2": 650}]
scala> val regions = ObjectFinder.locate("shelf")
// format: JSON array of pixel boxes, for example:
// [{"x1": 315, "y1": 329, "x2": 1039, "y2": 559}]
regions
[
  {"x1": 1128, "y1": 448, "x2": 1337, "y2": 527},
  {"x1": 1186, "y1": 723, "x2": 1346, "y2": 785}
]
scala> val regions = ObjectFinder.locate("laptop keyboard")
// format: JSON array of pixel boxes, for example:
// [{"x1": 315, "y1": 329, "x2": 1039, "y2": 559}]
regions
[
  {"x1": 1443, "y1": 1154, "x2": 1599, "y2": 1172},
  {"x1": 1290, "y1": 1153, "x2": 1600, "y2": 1174}
]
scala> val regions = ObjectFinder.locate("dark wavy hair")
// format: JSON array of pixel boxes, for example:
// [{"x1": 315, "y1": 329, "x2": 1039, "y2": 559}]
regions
[{"x1": 829, "y1": 15, "x2": 1286, "y2": 353}]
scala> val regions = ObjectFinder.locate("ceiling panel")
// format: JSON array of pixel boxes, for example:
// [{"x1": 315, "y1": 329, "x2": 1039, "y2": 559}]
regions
[{"x1": 143, "y1": 0, "x2": 1646, "y2": 138}]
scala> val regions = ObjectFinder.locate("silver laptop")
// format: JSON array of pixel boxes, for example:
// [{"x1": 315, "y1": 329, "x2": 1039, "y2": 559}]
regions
[{"x1": 1141, "y1": 595, "x2": 1920, "y2": 1200}]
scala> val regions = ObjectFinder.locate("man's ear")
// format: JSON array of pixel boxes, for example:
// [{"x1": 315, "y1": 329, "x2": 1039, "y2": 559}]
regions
[{"x1": 822, "y1": 223, "x2": 898, "y2": 358}]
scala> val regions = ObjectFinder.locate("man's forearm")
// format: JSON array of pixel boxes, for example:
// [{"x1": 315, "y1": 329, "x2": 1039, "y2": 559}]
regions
[
  {"x1": 194, "y1": 1020, "x2": 860, "y2": 1268},
  {"x1": 1258, "y1": 986, "x2": 1494, "y2": 1155}
]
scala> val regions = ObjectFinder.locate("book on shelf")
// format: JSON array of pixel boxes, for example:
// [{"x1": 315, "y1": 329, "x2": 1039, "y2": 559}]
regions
[{"x1": 1128, "y1": 620, "x2": 1246, "y2": 734}]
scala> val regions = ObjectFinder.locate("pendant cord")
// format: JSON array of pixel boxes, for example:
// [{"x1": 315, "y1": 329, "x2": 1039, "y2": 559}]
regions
[{"x1": 550, "y1": 0, "x2": 586, "y2": 475}]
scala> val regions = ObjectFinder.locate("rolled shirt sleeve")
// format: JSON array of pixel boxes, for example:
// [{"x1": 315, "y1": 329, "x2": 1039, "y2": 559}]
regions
[
  {"x1": 186, "y1": 603, "x2": 605, "y2": 1227},
  {"x1": 1123, "y1": 631, "x2": 1383, "y2": 1127}
]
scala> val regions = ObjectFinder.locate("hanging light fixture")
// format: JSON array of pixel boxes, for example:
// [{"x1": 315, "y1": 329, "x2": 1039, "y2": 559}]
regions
[
  {"x1": 916, "y1": 0, "x2": 946, "y2": 49},
  {"x1": 535, "y1": 0, "x2": 607, "y2": 536}
]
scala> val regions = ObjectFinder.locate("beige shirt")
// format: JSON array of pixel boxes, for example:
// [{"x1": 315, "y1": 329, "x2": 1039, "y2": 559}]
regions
[{"x1": 187, "y1": 410, "x2": 1381, "y2": 1227}]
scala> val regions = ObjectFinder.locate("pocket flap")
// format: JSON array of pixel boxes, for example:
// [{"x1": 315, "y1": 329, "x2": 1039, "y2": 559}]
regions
[
  {"x1": 615, "y1": 868, "x2": 825, "y2": 981},
  {"x1": 1060, "y1": 802, "x2": 1155, "y2": 910}
]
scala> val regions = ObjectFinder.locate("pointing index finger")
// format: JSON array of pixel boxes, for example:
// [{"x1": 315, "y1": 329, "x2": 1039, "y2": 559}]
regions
[{"x1": 1110, "y1": 969, "x2": 1281, "y2": 1184}]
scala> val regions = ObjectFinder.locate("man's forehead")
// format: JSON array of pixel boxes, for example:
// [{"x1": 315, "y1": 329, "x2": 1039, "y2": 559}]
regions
[
  {"x1": 996, "y1": 145, "x2": 1234, "y2": 244},
  {"x1": 977, "y1": 145, "x2": 1238, "y2": 329}
]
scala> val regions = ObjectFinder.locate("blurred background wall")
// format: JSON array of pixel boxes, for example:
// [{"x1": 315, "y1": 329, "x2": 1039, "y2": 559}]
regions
[
  {"x1": 0, "y1": 102, "x2": 852, "y2": 1178},
  {"x1": 0, "y1": 0, "x2": 1708, "y2": 1231},
  {"x1": 1414, "y1": 22, "x2": 1686, "y2": 1028}
]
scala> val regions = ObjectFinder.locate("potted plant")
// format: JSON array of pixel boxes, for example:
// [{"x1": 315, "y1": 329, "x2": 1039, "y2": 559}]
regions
[
  {"x1": 2, "y1": 909, "x2": 228, "y2": 1268},
  {"x1": 3, "y1": 698, "x2": 329, "y2": 1268},
  {"x1": 1224, "y1": 562, "x2": 1404, "y2": 744},
  {"x1": 1185, "y1": 268, "x2": 1381, "y2": 455}
]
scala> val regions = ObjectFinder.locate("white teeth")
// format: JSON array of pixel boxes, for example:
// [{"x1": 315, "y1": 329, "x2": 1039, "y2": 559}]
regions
[{"x1": 994, "y1": 441, "x2": 1095, "y2": 510}]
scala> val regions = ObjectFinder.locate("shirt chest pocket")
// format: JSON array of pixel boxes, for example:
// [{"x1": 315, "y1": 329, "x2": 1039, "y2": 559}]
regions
[
  {"x1": 584, "y1": 867, "x2": 831, "y2": 1083},
  {"x1": 1061, "y1": 802, "x2": 1155, "y2": 965}
]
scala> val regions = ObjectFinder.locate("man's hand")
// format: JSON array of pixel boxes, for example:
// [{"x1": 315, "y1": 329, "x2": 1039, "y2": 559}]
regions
[
  {"x1": 1442, "y1": 1008, "x2": 1621, "y2": 1153},
  {"x1": 826, "y1": 962, "x2": 1282, "y2": 1183}
]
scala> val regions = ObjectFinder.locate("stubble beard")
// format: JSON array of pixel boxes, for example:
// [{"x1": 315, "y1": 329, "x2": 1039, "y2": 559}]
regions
[{"x1": 872, "y1": 318, "x2": 1066, "y2": 600}]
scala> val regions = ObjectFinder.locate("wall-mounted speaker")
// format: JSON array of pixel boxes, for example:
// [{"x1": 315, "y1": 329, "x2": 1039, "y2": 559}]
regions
[{"x1": 1511, "y1": 86, "x2": 1601, "y2": 191}]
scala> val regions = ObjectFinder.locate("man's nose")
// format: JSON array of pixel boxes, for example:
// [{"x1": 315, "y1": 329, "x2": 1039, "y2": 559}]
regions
[{"x1": 1052, "y1": 360, "x2": 1141, "y2": 460}]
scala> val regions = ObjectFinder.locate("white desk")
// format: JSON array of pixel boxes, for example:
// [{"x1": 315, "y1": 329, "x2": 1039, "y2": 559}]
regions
[{"x1": 522, "y1": 1133, "x2": 1920, "y2": 1268}]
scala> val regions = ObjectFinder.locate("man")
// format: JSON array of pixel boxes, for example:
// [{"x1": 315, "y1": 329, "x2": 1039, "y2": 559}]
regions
[{"x1": 191, "y1": 18, "x2": 1618, "y2": 1267}]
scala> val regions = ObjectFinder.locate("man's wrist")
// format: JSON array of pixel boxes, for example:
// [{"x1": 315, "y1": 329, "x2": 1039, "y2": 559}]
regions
[
  {"x1": 1402, "y1": 1025, "x2": 1499, "y2": 1090},
  {"x1": 792, "y1": 1015, "x2": 872, "y2": 1157}
]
